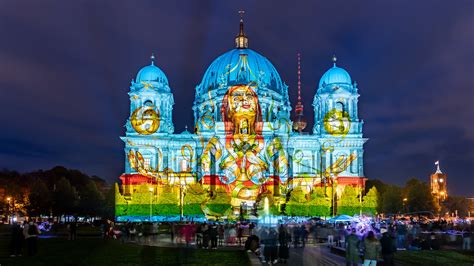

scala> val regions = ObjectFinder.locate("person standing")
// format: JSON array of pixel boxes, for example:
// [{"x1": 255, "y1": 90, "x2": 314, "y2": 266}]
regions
[
  {"x1": 345, "y1": 228, "x2": 360, "y2": 266},
  {"x1": 218, "y1": 224, "x2": 225, "y2": 247},
  {"x1": 9, "y1": 222, "x2": 23, "y2": 257},
  {"x1": 210, "y1": 223, "x2": 218, "y2": 249},
  {"x1": 170, "y1": 223, "x2": 175, "y2": 244},
  {"x1": 23, "y1": 220, "x2": 40, "y2": 256},
  {"x1": 396, "y1": 223, "x2": 407, "y2": 249},
  {"x1": 68, "y1": 220, "x2": 77, "y2": 240},
  {"x1": 300, "y1": 224, "x2": 308, "y2": 248},
  {"x1": 292, "y1": 225, "x2": 300, "y2": 248},
  {"x1": 462, "y1": 229, "x2": 471, "y2": 250},
  {"x1": 195, "y1": 223, "x2": 203, "y2": 247},
  {"x1": 278, "y1": 225, "x2": 290, "y2": 264},
  {"x1": 363, "y1": 231, "x2": 381, "y2": 266},
  {"x1": 380, "y1": 228, "x2": 397, "y2": 266},
  {"x1": 202, "y1": 223, "x2": 210, "y2": 249}
]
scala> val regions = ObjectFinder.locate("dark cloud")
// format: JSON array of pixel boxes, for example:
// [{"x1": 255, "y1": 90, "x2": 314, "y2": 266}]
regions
[{"x1": 0, "y1": 0, "x2": 472, "y2": 195}]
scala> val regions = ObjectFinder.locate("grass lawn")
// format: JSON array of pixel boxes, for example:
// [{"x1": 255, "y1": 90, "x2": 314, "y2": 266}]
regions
[
  {"x1": 0, "y1": 237, "x2": 251, "y2": 266},
  {"x1": 395, "y1": 250, "x2": 474, "y2": 266}
]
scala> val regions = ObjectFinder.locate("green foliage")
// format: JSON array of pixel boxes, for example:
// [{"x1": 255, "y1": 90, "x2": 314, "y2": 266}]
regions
[
  {"x1": 206, "y1": 203, "x2": 231, "y2": 216},
  {"x1": 381, "y1": 185, "x2": 403, "y2": 214},
  {"x1": 337, "y1": 186, "x2": 361, "y2": 216},
  {"x1": 78, "y1": 180, "x2": 105, "y2": 216},
  {"x1": 289, "y1": 186, "x2": 307, "y2": 203},
  {"x1": 184, "y1": 183, "x2": 207, "y2": 205},
  {"x1": 285, "y1": 202, "x2": 308, "y2": 216},
  {"x1": 115, "y1": 183, "x2": 126, "y2": 204},
  {"x1": 53, "y1": 177, "x2": 78, "y2": 216},
  {"x1": 308, "y1": 187, "x2": 331, "y2": 217},
  {"x1": 285, "y1": 187, "x2": 310, "y2": 216},
  {"x1": 205, "y1": 189, "x2": 231, "y2": 216},
  {"x1": 404, "y1": 178, "x2": 436, "y2": 213},
  {"x1": 362, "y1": 186, "x2": 378, "y2": 215},
  {"x1": 442, "y1": 196, "x2": 471, "y2": 218},
  {"x1": 183, "y1": 203, "x2": 203, "y2": 215},
  {"x1": 154, "y1": 204, "x2": 179, "y2": 215},
  {"x1": 27, "y1": 179, "x2": 52, "y2": 216},
  {"x1": 156, "y1": 185, "x2": 178, "y2": 205},
  {"x1": 115, "y1": 204, "x2": 128, "y2": 216}
]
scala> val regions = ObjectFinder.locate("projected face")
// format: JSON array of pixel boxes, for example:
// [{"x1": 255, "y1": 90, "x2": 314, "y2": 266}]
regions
[
  {"x1": 230, "y1": 86, "x2": 257, "y2": 114},
  {"x1": 226, "y1": 85, "x2": 259, "y2": 135}
]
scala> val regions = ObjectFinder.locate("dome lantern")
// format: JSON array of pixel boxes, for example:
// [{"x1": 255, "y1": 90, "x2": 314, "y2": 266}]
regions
[{"x1": 235, "y1": 10, "x2": 248, "y2": 49}]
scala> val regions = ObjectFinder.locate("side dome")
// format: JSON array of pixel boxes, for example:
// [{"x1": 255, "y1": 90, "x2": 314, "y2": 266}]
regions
[
  {"x1": 136, "y1": 62, "x2": 169, "y2": 85},
  {"x1": 318, "y1": 57, "x2": 351, "y2": 88},
  {"x1": 196, "y1": 48, "x2": 286, "y2": 99}
]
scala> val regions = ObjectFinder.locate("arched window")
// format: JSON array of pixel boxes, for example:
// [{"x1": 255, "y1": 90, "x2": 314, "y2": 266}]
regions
[
  {"x1": 335, "y1": 101, "x2": 344, "y2": 112},
  {"x1": 144, "y1": 100, "x2": 153, "y2": 106}
]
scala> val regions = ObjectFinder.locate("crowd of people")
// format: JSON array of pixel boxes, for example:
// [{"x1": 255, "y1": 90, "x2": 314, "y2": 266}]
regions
[{"x1": 8, "y1": 216, "x2": 473, "y2": 264}]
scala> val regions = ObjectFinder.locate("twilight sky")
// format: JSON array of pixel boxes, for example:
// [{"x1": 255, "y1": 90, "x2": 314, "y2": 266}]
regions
[{"x1": 1, "y1": 0, "x2": 473, "y2": 195}]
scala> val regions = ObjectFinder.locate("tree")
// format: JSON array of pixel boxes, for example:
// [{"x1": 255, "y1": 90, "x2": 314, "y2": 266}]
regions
[
  {"x1": 442, "y1": 196, "x2": 470, "y2": 218},
  {"x1": 381, "y1": 185, "x2": 403, "y2": 214},
  {"x1": 114, "y1": 183, "x2": 127, "y2": 217},
  {"x1": 27, "y1": 179, "x2": 52, "y2": 216},
  {"x1": 337, "y1": 186, "x2": 361, "y2": 215},
  {"x1": 205, "y1": 187, "x2": 231, "y2": 217},
  {"x1": 53, "y1": 177, "x2": 78, "y2": 218},
  {"x1": 183, "y1": 183, "x2": 206, "y2": 215},
  {"x1": 308, "y1": 187, "x2": 331, "y2": 217},
  {"x1": 78, "y1": 180, "x2": 105, "y2": 217},
  {"x1": 404, "y1": 179, "x2": 436, "y2": 214},
  {"x1": 362, "y1": 186, "x2": 378, "y2": 215},
  {"x1": 286, "y1": 187, "x2": 309, "y2": 216},
  {"x1": 365, "y1": 179, "x2": 386, "y2": 213}
]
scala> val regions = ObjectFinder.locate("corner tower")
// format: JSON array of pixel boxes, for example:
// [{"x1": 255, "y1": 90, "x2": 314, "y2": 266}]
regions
[
  {"x1": 126, "y1": 54, "x2": 175, "y2": 136},
  {"x1": 313, "y1": 55, "x2": 367, "y2": 178}
]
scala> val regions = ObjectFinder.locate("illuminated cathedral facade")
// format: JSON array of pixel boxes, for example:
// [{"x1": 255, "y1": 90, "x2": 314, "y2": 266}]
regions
[{"x1": 115, "y1": 17, "x2": 368, "y2": 221}]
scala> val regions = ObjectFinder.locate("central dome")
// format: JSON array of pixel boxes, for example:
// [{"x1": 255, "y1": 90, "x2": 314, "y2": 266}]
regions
[{"x1": 196, "y1": 48, "x2": 285, "y2": 100}]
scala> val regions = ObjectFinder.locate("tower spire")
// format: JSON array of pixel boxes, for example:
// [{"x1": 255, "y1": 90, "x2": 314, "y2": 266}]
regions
[
  {"x1": 435, "y1": 160, "x2": 442, "y2": 174},
  {"x1": 150, "y1": 53, "x2": 155, "y2": 65},
  {"x1": 296, "y1": 53, "x2": 303, "y2": 114},
  {"x1": 332, "y1": 54, "x2": 337, "y2": 67},
  {"x1": 293, "y1": 52, "x2": 307, "y2": 133},
  {"x1": 235, "y1": 10, "x2": 248, "y2": 49}
]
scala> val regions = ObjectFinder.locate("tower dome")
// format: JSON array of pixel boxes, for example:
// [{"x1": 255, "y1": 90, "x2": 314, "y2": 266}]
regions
[
  {"x1": 318, "y1": 56, "x2": 351, "y2": 88},
  {"x1": 135, "y1": 55, "x2": 169, "y2": 85}
]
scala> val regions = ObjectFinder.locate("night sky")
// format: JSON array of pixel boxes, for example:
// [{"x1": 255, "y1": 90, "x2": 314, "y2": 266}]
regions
[{"x1": 1, "y1": 1, "x2": 473, "y2": 195}]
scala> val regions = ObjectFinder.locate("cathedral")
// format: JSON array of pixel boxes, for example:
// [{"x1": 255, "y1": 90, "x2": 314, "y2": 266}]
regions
[{"x1": 115, "y1": 17, "x2": 368, "y2": 221}]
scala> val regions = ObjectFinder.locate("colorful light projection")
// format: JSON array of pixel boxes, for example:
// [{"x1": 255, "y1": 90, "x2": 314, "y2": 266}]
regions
[
  {"x1": 119, "y1": 84, "x2": 357, "y2": 220},
  {"x1": 130, "y1": 105, "x2": 160, "y2": 135},
  {"x1": 116, "y1": 28, "x2": 366, "y2": 220}
]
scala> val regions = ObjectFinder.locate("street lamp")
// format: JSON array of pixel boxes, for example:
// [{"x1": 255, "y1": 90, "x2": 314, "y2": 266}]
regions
[
  {"x1": 403, "y1": 198, "x2": 408, "y2": 214},
  {"x1": 149, "y1": 187, "x2": 154, "y2": 221},
  {"x1": 6, "y1": 197, "x2": 11, "y2": 224}
]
